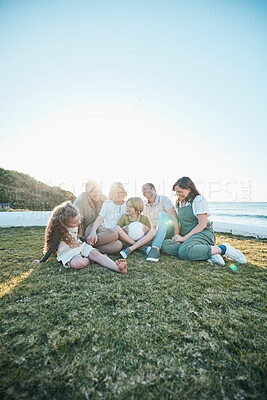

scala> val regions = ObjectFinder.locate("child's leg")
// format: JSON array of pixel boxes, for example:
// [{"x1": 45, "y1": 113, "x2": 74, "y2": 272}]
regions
[
  {"x1": 89, "y1": 249, "x2": 127, "y2": 273},
  {"x1": 128, "y1": 228, "x2": 156, "y2": 252},
  {"x1": 69, "y1": 255, "x2": 90, "y2": 269},
  {"x1": 115, "y1": 226, "x2": 135, "y2": 245},
  {"x1": 161, "y1": 239, "x2": 181, "y2": 256}
]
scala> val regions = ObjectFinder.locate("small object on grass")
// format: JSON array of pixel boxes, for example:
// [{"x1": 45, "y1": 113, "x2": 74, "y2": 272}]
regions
[
  {"x1": 128, "y1": 221, "x2": 145, "y2": 241},
  {"x1": 230, "y1": 263, "x2": 239, "y2": 271},
  {"x1": 120, "y1": 247, "x2": 132, "y2": 259}
]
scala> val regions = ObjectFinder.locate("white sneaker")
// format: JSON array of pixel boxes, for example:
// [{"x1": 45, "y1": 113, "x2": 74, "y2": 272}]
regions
[
  {"x1": 221, "y1": 243, "x2": 247, "y2": 264},
  {"x1": 207, "y1": 254, "x2": 225, "y2": 266}
]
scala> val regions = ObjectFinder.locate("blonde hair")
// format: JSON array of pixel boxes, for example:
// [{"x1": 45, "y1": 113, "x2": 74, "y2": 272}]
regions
[
  {"x1": 85, "y1": 180, "x2": 101, "y2": 194},
  {"x1": 126, "y1": 197, "x2": 144, "y2": 215},
  {"x1": 44, "y1": 201, "x2": 82, "y2": 253},
  {"x1": 108, "y1": 182, "x2": 127, "y2": 201}
]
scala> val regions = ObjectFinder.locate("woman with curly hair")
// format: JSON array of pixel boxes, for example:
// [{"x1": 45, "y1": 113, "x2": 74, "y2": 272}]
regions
[{"x1": 32, "y1": 201, "x2": 127, "y2": 273}]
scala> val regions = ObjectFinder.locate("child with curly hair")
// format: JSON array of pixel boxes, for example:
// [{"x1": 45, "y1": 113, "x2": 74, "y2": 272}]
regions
[{"x1": 32, "y1": 201, "x2": 127, "y2": 273}]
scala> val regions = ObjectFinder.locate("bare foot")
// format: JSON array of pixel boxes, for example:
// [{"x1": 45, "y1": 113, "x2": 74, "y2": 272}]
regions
[{"x1": 116, "y1": 259, "x2": 127, "y2": 274}]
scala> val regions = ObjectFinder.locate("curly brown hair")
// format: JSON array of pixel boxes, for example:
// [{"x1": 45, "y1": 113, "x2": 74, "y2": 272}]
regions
[{"x1": 44, "y1": 201, "x2": 82, "y2": 254}]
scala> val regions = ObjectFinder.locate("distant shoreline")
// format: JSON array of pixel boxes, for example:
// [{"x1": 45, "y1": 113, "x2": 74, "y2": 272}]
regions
[
  {"x1": 1, "y1": 211, "x2": 267, "y2": 239},
  {"x1": 213, "y1": 221, "x2": 267, "y2": 240}
]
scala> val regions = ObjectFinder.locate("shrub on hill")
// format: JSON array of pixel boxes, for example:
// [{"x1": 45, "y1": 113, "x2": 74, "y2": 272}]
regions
[{"x1": 0, "y1": 168, "x2": 75, "y2": 210}]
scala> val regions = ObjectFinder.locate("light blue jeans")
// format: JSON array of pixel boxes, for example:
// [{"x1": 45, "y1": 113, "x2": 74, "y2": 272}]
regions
[{"x1": 152, "y1": 212, "x2": 174, "y2": 249}]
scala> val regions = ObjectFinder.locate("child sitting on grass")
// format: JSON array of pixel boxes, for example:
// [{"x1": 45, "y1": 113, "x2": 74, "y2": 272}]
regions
[
  {"x1": 32, "y1": 201, "x2": 127, "y2": 273},
  {"x1": 116, "y1": 197, "x2": 156, "y2": 259}
]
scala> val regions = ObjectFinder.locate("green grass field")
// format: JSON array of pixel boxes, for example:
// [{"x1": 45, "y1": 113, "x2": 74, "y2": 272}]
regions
[{"x1": 0, "y1": 227, "x2": 266, "y2": 399}]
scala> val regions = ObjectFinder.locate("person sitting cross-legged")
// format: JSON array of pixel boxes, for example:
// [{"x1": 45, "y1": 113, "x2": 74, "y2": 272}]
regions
[
  {"x1": 161, "y1": 177, "x2": 247, "y2": 266},
  {"x1": 116, "y1": 197, "x2": 156, "y2": 259},
  {"x1": 74, "y1": 180, "x2": 121, "y2": 254},
  {"x1": 142, "y1": 183, "x2": 180, "y2": 262}
]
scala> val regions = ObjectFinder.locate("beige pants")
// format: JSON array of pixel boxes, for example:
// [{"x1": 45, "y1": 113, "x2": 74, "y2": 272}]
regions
[{"x1": 85, "y1": 223, "x2": 122, "y2": 254}]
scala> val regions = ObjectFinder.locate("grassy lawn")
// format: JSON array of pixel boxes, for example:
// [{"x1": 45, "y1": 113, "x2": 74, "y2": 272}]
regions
[{"x1": 0, "y1": 227, "x2": 266, "y2": 399}]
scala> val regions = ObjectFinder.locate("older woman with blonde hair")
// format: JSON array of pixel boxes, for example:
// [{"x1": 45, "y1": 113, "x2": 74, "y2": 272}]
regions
[
  {"x1": 86, "y1": 182, "x2": 127, "y2": 251},
  {"x1": 74, "y1": 180, "x2": 122, "y2": 254}
]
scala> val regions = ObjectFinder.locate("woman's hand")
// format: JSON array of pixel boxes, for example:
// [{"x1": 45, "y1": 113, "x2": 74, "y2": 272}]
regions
[
  {"x1": 122, "y1": 225, "x2": 129, "y2": 234},
  {"x1": 87, "y1": 232, "x2": 98, "y2": 245},
  {"x1": 172, "y1": 234, "x2": 185, "y2": 243},
  {"x1": 142, "y1": 225, "x2": 150, "y2": 234}
]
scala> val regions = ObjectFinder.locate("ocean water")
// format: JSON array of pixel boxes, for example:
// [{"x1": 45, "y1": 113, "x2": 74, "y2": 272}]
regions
[{"x1": 209, "y1": 202, "x2": 267, "y2": 229}]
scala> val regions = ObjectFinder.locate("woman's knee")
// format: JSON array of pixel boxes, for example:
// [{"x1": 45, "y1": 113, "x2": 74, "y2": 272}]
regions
[
  {"x1": 178, "y1": 244, "x2": 192, "y2": 260},
  {"x1": 161, "y1": 239, "x2": 179, "y2": 256},
  {"x1": 97, "y1": 228, "x2": 119, "y2": 245},
  {"x1": 107, "y1": 228, "x2": 119, "y2": 240},
  {"x1": 96, "y1": 240, "x2": 122, "y2": 254},
  {"x1": 109, "y1": 240, "x2": 123, "y2": 253}
]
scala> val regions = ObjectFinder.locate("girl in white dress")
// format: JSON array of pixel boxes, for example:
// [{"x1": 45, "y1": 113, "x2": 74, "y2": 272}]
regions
[{"x1": 32, "y1": 201, "x2": 127, "y2": 273}]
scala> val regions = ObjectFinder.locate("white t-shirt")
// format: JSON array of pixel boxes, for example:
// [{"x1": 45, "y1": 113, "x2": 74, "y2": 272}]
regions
[
  {"x1": 181, "y1": 195, "x2": 212, "y2": 222},
  {"x1": 99, "y1": 200, "x2": 127, "y2": 229},
  {"x1": 57, "y1": 227, "x2": 94, "y2": 267}
]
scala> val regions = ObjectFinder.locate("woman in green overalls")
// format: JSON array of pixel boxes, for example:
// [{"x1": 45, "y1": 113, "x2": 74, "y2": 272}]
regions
[{"x1": 162, "y1": 177, "x2": 247, "y2": 265}]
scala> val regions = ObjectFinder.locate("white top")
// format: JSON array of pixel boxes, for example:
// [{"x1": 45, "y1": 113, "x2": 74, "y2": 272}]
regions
[
  {"x1": 180, "y1": 195, "x2": 212, "y2": 222},
  {"x1": 57, "y1": 227, "x2": 94, "y2": 267},
  {"x1": 144, "y1": 194, "x2": 174, "y2": 228},
  {"x1": 99, "y1": 200, "x2": 127, "y2": 229}
]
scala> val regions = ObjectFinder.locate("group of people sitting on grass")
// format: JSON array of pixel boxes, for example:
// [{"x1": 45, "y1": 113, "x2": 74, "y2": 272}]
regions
[{"x1": 33, "y1": 177, "x2": 247, "y2": 275}]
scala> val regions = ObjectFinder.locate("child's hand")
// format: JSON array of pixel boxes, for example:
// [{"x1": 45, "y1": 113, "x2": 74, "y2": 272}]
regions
[
  {"x1": 142, "y1": 225, "x2": 150, "y2": 234},
  {"x1": 122, "y1": 225, "x2": 129, "y2": 234},
  {"x1": 32, "y1": 260, "x2": 40, "y2": 264},
  {"x1": 87, "y1": 233, "x2": 98, "y2": 245}
]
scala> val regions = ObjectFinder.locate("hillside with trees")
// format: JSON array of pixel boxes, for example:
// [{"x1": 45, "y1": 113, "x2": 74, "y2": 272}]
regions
[{"x1": 0, "y1": 168, "x2": 75, "y2": 211}]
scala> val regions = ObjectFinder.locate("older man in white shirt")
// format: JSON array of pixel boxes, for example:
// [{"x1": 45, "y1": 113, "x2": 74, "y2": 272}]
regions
[{"x1": 142, "y1": 183, "x2": 179, "y2": 262}]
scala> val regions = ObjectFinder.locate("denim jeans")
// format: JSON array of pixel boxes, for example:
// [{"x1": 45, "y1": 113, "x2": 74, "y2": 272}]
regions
[{"x1": 152, "y1": 212, "x2": 174, "y2": 249}]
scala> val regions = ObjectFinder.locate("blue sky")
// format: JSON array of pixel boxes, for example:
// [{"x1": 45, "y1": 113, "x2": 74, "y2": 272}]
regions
[{"x1": 0, "y1": 0, "x2": 266, "y2": 201}]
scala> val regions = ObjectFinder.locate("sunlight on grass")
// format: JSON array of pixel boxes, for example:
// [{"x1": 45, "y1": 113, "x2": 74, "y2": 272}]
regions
[
  {"x1": 0, "y1": 268, "x2": 34, "y2": 298},
  {"x1": 0, "y1": 227, "x2": 266, "y2": 399}
]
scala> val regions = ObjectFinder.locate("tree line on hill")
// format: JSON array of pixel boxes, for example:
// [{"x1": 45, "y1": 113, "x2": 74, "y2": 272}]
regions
[{"x1": 0, "y1": 168, "x2": 75, "y2": 211}]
